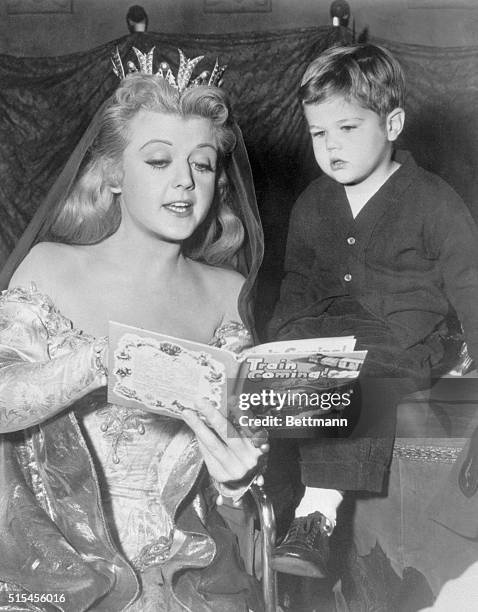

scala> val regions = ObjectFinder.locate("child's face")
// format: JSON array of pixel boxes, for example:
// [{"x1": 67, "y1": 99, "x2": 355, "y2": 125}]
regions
[{"x1": 304, "y1": 95, "x2": 399, "y2": 186}]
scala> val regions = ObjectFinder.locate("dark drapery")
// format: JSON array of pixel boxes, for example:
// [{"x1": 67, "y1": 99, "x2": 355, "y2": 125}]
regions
[{"x1": 1, "y1": 28, "x2": 478, "y2": 327}]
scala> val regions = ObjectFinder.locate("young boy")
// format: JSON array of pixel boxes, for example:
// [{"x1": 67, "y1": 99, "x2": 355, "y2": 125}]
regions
[{"x1": 268, "y1": 43, "x2": 478, "y2": 578}]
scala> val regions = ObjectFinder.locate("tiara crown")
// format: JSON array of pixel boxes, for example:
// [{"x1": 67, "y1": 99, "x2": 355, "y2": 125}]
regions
[{"x1": 111, "y1": 47, "x2": 227, "y2": 93}]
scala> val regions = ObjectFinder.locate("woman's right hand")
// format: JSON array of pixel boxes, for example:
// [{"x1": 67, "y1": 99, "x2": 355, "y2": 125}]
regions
[{"x1": 182, "y1": 399, "x2": 268, "y2": 489}]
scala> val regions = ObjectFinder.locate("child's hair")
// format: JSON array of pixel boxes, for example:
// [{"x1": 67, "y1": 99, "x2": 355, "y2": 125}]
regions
[
  {"x1": 49, "y1": 73, "x2": 244, "y2": 266},
  {"x1": 299, "y1": 43, "x2": 405, "y2": 117}
]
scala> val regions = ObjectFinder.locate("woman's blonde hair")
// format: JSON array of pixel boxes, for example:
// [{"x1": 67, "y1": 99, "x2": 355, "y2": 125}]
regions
[{"x1": 49, "y1": 73, "x2": 244, "y2": 266}]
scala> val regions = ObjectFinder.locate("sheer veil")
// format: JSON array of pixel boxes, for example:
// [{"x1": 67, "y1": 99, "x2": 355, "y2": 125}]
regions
[
  {"x1": 0, "y1": 94, "x2": 264, "y2": 333},
  {"x1": 0, "y1": 65, "x2": 265, "y2": 611},
  {"x1": 0, "y1": 101, "x2": 108, "y2": 291}
]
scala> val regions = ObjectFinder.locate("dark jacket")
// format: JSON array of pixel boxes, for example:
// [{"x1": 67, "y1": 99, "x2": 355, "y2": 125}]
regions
[{"x1": 269, "y1": 151, "x2": 478, "y2": 372}]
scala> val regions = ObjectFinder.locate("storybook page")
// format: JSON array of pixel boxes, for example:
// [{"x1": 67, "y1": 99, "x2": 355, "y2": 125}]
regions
[
  {"x1": 108, "y1": 320, "x2": 240, "y2": 419},
  {"x1": 108, "y1": 321, "x2": 367, "y2": 425}
]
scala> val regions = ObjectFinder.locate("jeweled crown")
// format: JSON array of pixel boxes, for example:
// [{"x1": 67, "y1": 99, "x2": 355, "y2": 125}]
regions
[{"x1": 111, "y1": 47, "x2": 227, "y2": 93}]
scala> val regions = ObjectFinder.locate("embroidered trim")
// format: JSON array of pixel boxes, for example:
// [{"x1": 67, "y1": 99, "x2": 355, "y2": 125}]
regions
[
  {"x1": 92, "y1": 337, "x2": 108, "y2": 381},
  {"x1": 392, "y1": 443, "x2": 462, "y2": 463},
  {"x1": 211, "y1": 321, "x2": 252, "y2": 353},
  {"x1": 131, "y1": 530, "x2": 174, "y2": 571},
  {"x1": 97, "y1": 404, "x2": 146, "y2": 464},
  {"x1": 1, "y1": 285, "x2": 94, "y2": 357}
]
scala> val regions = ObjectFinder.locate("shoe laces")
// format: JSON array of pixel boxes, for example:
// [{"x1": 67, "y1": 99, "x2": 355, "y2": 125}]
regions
[
  {"x1": 283, "y1": 513, "x2": 329, "y2": 548},
  {"x1": 304, "y1": 515, "x2": 322, "y2": 547}
]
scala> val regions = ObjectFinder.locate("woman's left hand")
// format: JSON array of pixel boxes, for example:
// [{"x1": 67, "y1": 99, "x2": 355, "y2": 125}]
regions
[{"x1": 182, "y1": 399, "x2": 267, "y2": 486}]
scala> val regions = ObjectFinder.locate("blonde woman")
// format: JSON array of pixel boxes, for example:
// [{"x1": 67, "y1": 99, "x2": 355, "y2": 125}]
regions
[{"x1": 0, "y1": 54, "x2": 265, "y2": 612}]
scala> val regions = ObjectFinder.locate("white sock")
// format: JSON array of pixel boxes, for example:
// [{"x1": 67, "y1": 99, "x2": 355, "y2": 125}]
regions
[{"x1": 295, "y1": 487, "x2": 343, "y2": 525}]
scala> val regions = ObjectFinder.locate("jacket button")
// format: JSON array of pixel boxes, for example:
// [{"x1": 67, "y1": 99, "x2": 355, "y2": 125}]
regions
[
  {"x1": 347, "y1": 236, "x2": 356, "y2": 245},
  {"x1": 344, "y1": 273, "x2": 352, "y2": 282}
]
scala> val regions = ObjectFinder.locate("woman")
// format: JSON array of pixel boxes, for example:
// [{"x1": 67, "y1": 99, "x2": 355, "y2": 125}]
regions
[{"x1": 0, "y1": 51, "x2": 265, "y2": 611}]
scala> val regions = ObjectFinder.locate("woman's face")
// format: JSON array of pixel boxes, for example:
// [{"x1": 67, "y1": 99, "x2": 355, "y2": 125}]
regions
[{"x1": 116, "y1": 110, "x2": 218, "y2": 243}]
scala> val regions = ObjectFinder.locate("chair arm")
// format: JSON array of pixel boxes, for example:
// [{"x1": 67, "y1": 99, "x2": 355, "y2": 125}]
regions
[{"x1": 250, "y1": 482, "x2": 278, "y2": 612}]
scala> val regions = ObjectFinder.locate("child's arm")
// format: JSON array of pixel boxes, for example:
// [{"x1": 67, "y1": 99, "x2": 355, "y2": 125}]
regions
[{"x1": 432, "y1": 192, "x2": 478, "y2": 365}]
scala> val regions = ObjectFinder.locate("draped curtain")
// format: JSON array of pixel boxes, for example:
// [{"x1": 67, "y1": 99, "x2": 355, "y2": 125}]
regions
[{"x1": 1, "y1": 28, "x2": 478, "y2": 323}]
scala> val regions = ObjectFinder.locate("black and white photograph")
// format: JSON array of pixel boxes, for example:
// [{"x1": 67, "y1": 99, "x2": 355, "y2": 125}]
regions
[{"x1": 1, "y1": 1, "x2": 478, "y2": 610}]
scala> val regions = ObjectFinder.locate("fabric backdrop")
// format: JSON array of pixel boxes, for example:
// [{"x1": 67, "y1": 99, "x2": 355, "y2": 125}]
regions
[{"x1": 1, "y1": 28, "x2": 478, "y2": 330}]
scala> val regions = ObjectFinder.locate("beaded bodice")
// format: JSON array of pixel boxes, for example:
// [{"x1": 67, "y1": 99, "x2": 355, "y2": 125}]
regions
[{"x1": 0, "y1": 286, "x2": 252, "y2": 571}]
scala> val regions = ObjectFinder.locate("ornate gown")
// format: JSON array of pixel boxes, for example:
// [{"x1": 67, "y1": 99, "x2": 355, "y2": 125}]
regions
[{"x1": 0, "y1": 286, "x2": 259, "y2": 612}]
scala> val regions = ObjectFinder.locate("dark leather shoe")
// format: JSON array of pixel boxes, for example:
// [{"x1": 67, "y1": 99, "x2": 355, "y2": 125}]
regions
[{"x1": 271, "y1": 512, "x2": 333, "y2": 578}]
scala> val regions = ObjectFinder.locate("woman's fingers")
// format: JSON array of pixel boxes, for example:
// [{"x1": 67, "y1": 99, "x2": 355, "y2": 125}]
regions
[
  {"x1": 197, "y1": 398, "x2": 269, "y2": 452},
  {"x1": 196, "y1": 437, "x2": 245, "y2": 483},
  {"x1": 226, "y1": 395, "x2": 271, "y2": 451},
  {"x1": 193, "y1": 399, "x2": 256, "y2": 453},
  {"x1": 195, "y1": 398, "x2": 228, "y2": 440},
  {"x1": 184, "y1": 405, "x2": 262, "y2": 468},
  {"x1": 182, "y1": 406, "x2": 263, "y2": 482},
  {"x1": 183, "y1": 407, "x2": 227, "y2": 453}
]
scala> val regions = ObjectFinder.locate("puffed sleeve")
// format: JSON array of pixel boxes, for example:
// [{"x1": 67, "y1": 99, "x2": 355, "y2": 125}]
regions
[
  {"x1": 210, "y1": 320, "x2": 253, "y2": 354},
  {"x1": 0, "y1": 286, "x2": 106, "y2": 433}
]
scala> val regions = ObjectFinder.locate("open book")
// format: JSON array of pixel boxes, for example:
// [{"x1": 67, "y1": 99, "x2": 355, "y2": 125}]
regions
[{"x1": 107, "y1": 321, "x2": 367, "y2": 424}]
